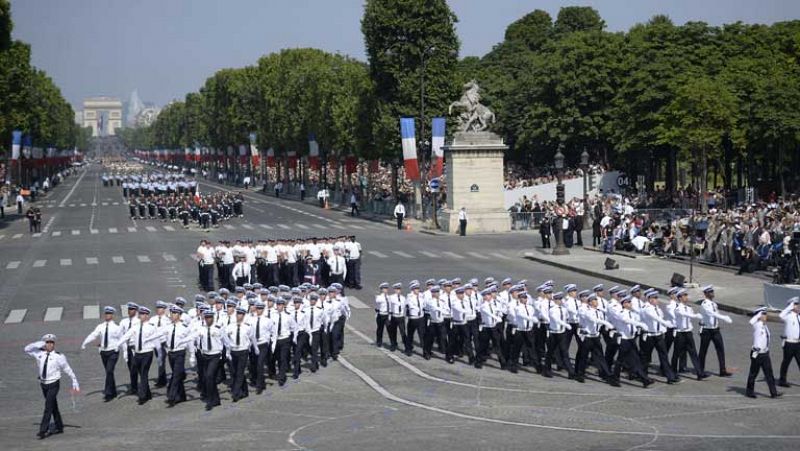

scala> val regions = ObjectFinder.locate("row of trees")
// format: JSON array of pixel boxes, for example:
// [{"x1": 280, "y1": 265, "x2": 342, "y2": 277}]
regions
[
  {"x1": 0, "y1": 0, "x2": 89, "y2": 160},
  {"x1": 132, "y1": 3, "x2": 800, "y2": 195}
]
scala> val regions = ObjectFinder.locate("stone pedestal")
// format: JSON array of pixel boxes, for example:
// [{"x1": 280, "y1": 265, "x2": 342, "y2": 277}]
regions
[{"x1": 440, "y1": 131, "x2": 510, "y2": 234}]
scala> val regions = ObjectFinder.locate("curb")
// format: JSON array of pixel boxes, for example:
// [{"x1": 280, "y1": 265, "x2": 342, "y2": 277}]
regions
[{"x1": 521, "y1": 251, "x2": 756, "y2": 317}]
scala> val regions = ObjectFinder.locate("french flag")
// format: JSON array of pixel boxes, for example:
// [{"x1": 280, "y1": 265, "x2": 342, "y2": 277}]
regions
[
  {"x1": 11, "y1": 130, "x2": 21, "y2": 160},
  {"x1": 400, "y1": 117, "x2": 419, "y2": 181},
  {"x1": 431, "y1": 117, "x2": 445, "y2": 178},
  {"x1": 308, "y1": 134, "x2": 320, "y2": 170}
]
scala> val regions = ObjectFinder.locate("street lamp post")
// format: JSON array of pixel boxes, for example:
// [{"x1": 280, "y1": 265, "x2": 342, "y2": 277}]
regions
[
  {"x1": 552, "y1": 146, "x2": 570, "y2": 256},
  {"x1": 580, "y1": 148, "x2": 590, "y2": 233}
]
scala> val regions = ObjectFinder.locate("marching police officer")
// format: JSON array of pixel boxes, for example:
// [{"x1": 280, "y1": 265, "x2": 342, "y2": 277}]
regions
[
  {"x1": 81, "y1": 306, "x2": 123, "y2": 401},
  {"x1": 746, "y1": 307, "x2": 781, "y2": 398},
  {"x1": 25, "y1": 334, "x2": 80, "y2": 439}
]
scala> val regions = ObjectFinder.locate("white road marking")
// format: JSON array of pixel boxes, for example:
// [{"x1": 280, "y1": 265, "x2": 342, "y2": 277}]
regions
[
  {"x1": 69, "y1": 204, "x2": 75, "y2": 207},
  {"x1": 12, "y1": 233, "x2": 23, "y2": 239},
  {"x1": 90, "y1": 229, "x2": 99, "y2": 234},
  {"x1": 128, "y1": 227, "x2": 137, "y2": 232},
  {"x1": 102, "y1": 202, "x2": 108, "y2": 206},
  {"x1": 467, "y1": 252, "x2": 489, "y2": 260},
  {"x1": 295, "y1": 223, "x2": 309, "y2": 230},
  {"x1": 137, "y1": 255, "x2": 151, "y2": 263},
  {"x1": 59, "y1": 168, "x2": 87, "y2": 207},
  {"x1": 33, "y1": 260, "x2": 47, "y2": 267},
  {"x1": 163, "y1": 225, "x2": 175, "y2": 231},
  {"x1": 83, "y1": 305, "x2": 99, "y2": 320},
  {"x1": 330, "y1": 224, "x2": 346, "y2": 229},
  {"x1": 392, "y1": 251, "x2": 414, "y2": 258},
  {"x1": 490, "y1": 252, "x2": 510, "y2": 260},
  {"x1": 112, "y1": 202, "x2": 119, "y2": 205},
  {"x1": 419, "y1": 251, "x2": 438, "y2": 258},
  {"x1": 109, "y1": 227, "x2": 118, "y2": 233},
  {"x1": 0, "y1": 234, "x2": 4, "y2": 240},
  {"x1": 163, "y1": 254, "x2": 176, "y2": 262},
  {"x1": 80, "y1": 203, "x2": 86, "y2": 207},
  {"x1": 312, "y1": 224, "x2": 327, "y2": 229},
  {"x1": 86, "y1": 257, "x2": 99, "y2": 264},
  {"x1": 60, "y1": 258, "x2": 72, "y2": 266},
  {"x1": 6, "y1": 261, "x2": 21, "y2": 269},
  {"x1": 241, "y1": 224, "x2": 254, "y2": 230},
  {"x1": 368, "y1": 250, "x2": 388, "y2": 258},
  {"x1": 52, "y1": 231, "x2": 62, "y2": 237},
  {"x1": 145, "y1": 226, "x2": 157, "y2": 232},
  {"x1": 346, "y1": 296, "x2": 368, "y2": 309},
  {"x1": 5, "y1": 309, "x2": 27, "y2": 324},
  {"x1": 442, "y1": 251, "x2": 464, "y2": 259},
  {"x1": 112, "y1": 256, "x2": 125, "y2": 264},
  {"x1": 259, "y1": 224, "x2": 273, "y2": 229},
  {"x1": 44, "y1": 307, "x2": 63, "y2": 322},
  {"x1": 349, "y1": 224, "x2": 365, "y2": 230},
  {"x1": 278, "y1": 224, "x2": 291, "y2": 230},
  {"x1": 32, "y1": 233, "x2": 42, "y2": 238},
  {"x1": 71, "y1": 229, "x2": 80, "y2": 235},
  {"x1": 223, "y1": 224, "x2": 235, "y2": 230}
]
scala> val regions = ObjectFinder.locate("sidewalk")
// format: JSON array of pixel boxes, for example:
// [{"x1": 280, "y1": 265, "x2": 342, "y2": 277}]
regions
[{"x1": 521, "y1": 247, "x2": 766, "y2": 316}]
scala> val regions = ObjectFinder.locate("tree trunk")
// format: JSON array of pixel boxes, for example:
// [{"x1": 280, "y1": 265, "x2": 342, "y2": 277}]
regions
[{"x1": 701, "y1": 147, "x2": 708, "y2": 213}]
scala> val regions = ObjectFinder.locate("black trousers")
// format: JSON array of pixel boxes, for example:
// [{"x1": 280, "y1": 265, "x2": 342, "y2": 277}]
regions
[
  {"x1": 545, "y1": 332, "x2": 574, "y2": 376},
  {"x1": 203, "y1": 354, "x2": 221, "y2": 408},
  {"x1": 477, "y1": 325, "x2": 505, "y2": 366},
  {"x1": 604, "y1": 330, "x2": 619, "y2": 370},
  {"x1": 405, "y1": 317, "x2": 426, "y2": 353},
  {"x1": 275, "y1": 338, "x2": 292, "y2": 384},
  {"x1": 671, "y1": 331, "x2": 703, "y2": 376},
  {"x1": 134, "y1": 351, "x2": 153, "y2": 402},
  {"x1": 156, "y1": 343, "x2": 167, "y2": 386},
  {"x1": 534, "y1": 323, "x2": 549, "y2": 366},
  {"x1": 230, "y1": 350, "x2": 249, "y2": 400},
  {"x1": 387, "y1": 316, "x2": 407, "y2": 350},
  {"x1": 779, "y1": 342, "x2": 800, "y2": 382},
  {"x1": 459, "y1": 219, "x2": 467, "y2": 236},
  {"x1": 126, "y1": 346, "x2": 138, "y2": 392},
  {"x1": 167, "y1": 350, "x2": 186, "y2": 402},
  {"x1": 613, "y1": 339, "x2": 648, "y2": 382},
  {"x1": 307, "y1": 331, "x2": 322, "y2": 371},
  {"x1": 747, "y1": 352, "x2": 778, "y2": 396},
  {"x1": 196, "y1": 351, "x2": 207, "y2": 398},
  {"x1": 575, "y1": 336, "x2": 611, "y2": 379},
  {"x1": 453, "y1": 324, "x2": 475, "y2": 362},
  {"x1": 509, "y1": 329, "x2": 536, "y2": 371},
  {"x1": 396, "y1": 213, "x2": 403, "y2": 230},
  {"x1": 333, "y1": 317, "x2": 346, "y2": 353},
  {"x1": 293, "y1": 332, "x2": 310, "y2": 377},
  {"x1": 375, "y1": 314, "x2": 388, "y2": 345},
  {"x1": 100, "y1": 350, "x2": 119, "y2": 399},
  {"x1": 698, "y1": 328, "x2": 726, "y2": 375},
  {"x1": 424, "y1": 322, "x2": 449, "y2": 358},
  {"x1": 39, "y1": 381, "x2": 62, "y2": 434},
  {"x1": 255, "y1": 343, "x2": 271, "y2": 389},
  {"x1": 640, "y1": 334, "x2": 677, "y2": 380}
]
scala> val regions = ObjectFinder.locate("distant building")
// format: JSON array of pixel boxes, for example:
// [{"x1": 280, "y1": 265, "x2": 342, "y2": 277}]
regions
[{"x1": 82, "y1": 96, "x2": 123, "y2": 137}]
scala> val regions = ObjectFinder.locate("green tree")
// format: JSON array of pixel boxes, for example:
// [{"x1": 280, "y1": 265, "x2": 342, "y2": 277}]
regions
[
  {"x1": 362, "y1": 0, "x2": 460, "y2": 161},
  {"x1": 553, "y1": 6, "x2": 605, "y2": 35}
]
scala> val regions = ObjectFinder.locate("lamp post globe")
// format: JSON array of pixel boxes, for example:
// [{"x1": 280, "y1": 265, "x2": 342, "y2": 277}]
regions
[{"x1": 552, "y1": 146, "x2": 570, "y2": 255}]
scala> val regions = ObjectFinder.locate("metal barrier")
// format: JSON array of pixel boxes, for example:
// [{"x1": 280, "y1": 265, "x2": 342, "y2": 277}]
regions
[
  {"x1": 509, "y1": 212, "x2": 546, "y2": 230},
  {"x1": 633, "y1": 208, "x2": 692, "y2": 223}
]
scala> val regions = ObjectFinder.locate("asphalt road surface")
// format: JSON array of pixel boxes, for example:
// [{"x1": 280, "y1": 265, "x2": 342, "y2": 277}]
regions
[{"x1": 1, "y1": 164, "x2": 798, "y2": 450}]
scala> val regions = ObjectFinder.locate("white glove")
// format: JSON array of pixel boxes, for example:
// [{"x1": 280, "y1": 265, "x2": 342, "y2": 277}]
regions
[
  {"x1": 564, "y1": 324, "x2": 572, "y2": 331},
  {"x1": 723, "y1": 316, "x2": 733, "y2": 324},
  {"x1": 189, "y1": 355, "x2": 196, "y2": 367},
  {"x1": 72, "y1": 382, "x2": 80, "y2": 391},
  {"x1": 81, "y1": 345, "x2": 86, "y2": 351}
]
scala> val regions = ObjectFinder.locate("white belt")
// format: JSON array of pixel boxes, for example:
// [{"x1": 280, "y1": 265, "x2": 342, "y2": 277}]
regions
[{"x1": 785, "y1": 339, "x2": 800, "y2": 344}]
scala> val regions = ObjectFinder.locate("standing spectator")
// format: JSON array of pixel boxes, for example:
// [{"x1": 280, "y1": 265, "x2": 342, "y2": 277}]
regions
[
  {"x1": 300, "y1": 182, "x2": 306, "y2": 201},
  {"x1": 350, "y1": 191, "x2": 360, "y2": 217},
  {"x1": 394, "y1": 201, "x2": 406, "y2": 230},
  {"x1": 458, "y1": 207, "x2": 468, "y2": 236},
  {"x1": 0, "y1": 189, "x2": 6, "y2": 219},
  {"x1": 16, "y1": 191, "x2": 25, "y2": 214},
  {"x1": 539, "y1": 215, "x2": 551, "y2": 248},
  {"x1": 26, "y1": 207, "x2": 36, "y2": 233},
  {"x1": 34, "y1": 208, "x2": 42, "y2": 233}
]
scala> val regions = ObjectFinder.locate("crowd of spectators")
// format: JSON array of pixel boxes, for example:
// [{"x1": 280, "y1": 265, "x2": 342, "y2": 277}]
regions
[{"x1": 503, "y1": 162, "x2": 607, "y2": 190}]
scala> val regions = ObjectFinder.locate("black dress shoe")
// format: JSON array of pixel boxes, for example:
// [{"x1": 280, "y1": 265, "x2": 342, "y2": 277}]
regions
[
  {"x1": 609, "y1": 379, "x2": 621, "y2": 387},
  {"x1": 37, "y1": 432, "x2": 48, "y2": 439},
  {"x1": 256, "y1": 389, "x2": 263, "y2": 395},
  {"x1": 51, "y1": 429, "x2": 63, "y2": 435},
  {"x1": 575, "y1": 376, "x2": 585, "y2": 383},
  {"x1": 542, "y1": 372, "x2": 553, "y2": 378},
  {"x1": 719, "y1": 371, "x2": 733, "y2": 377},
  {"x1": 777, "y1": 381, "x2": 791, "y2": 388},
  {"x1": 642, "y1": 378, "x2": 653, "y2": 388},
  {"x1": 745, "y1": 393, "x2": 757, "y2": 399},
  {"x1": 125, "y1": 389, "x2": 136, "y2": 395},
  {"x1": 771, "y1": 392, "x2": 783, "y2": 398},
  {"x1": 508, "y1": 367, "x2": 518, "y2": 374},
  {"x1": 205, "y1": 404, "x2": 214, "y2": 411}
]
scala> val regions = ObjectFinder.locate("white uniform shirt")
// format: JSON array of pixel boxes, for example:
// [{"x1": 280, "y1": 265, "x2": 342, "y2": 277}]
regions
[
  {"x1": 700, "y1": 298, "x2": 731, "y2": 329},
  {"x1": 579, "y1": 308, "x2": 612, "y2": 336},
  {"x1": 514, "y1": 303, "x2": 539, "y2": 331},
  {"x1": 611, "y1": 309, "x2": 645, "y2": 339},
  {"x1": 82, "y1": 320, "x2": 124, "y2": 352},
  {"x1": 406, "y1": 292, "x2": 425, "y2": 318},
  {"x1": 779, "y1": 305, "x2": 800, "y2": 342},
  {"x1": 274, "y1": 311, "x2": 297, "y2": 340},
  {"x1": 548, "y1": 304, "x2": 571, "y2": 333},
  {"x1": 674, "y1": 303, "x2": 702, "y2": 332},
  {"x1": 225, "y1": 321, "x2": 257, "y2": 352},
  {"x1": 197, "y1": 245, "x2": 215, "y2": 264},
  {"x1": 389, "y1": 293, "x2": 406, "y2": 317},
  {"x1": 640, "y1": 304, "x2": 673, "y2": 335},
  {"x1": 375, "y1": 293, "x2": 390, "y2": 315},
  {"x1": 25, "y1": 342, "x2": 79, "y2": 388},
  {"x1": 750, "y1": 314, "x2": 771, "y2": 353},
  {"x1": 120, "y1": 315, "x2": 141, "y2": 347},
  {"x1": 164, "y1": 321, "x2": 194, "y2": 351},
  {"x1": 119, "y1": 321, "x2": 162, "y2": 354}
]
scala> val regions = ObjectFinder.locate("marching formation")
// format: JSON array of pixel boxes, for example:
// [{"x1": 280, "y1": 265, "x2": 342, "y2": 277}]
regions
[
  {"x1": 195, "y1": 236, "x2": 362, "y2": 293},
  {"x1": 106, "y1": 169, "x2": 246, "y2": 228},
  {"x1": 74, "y1": 283, "x2": 350, "y2": 415},
  {"x1": 372, "y1": 278, "x2": 797, "y2": 397}
]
